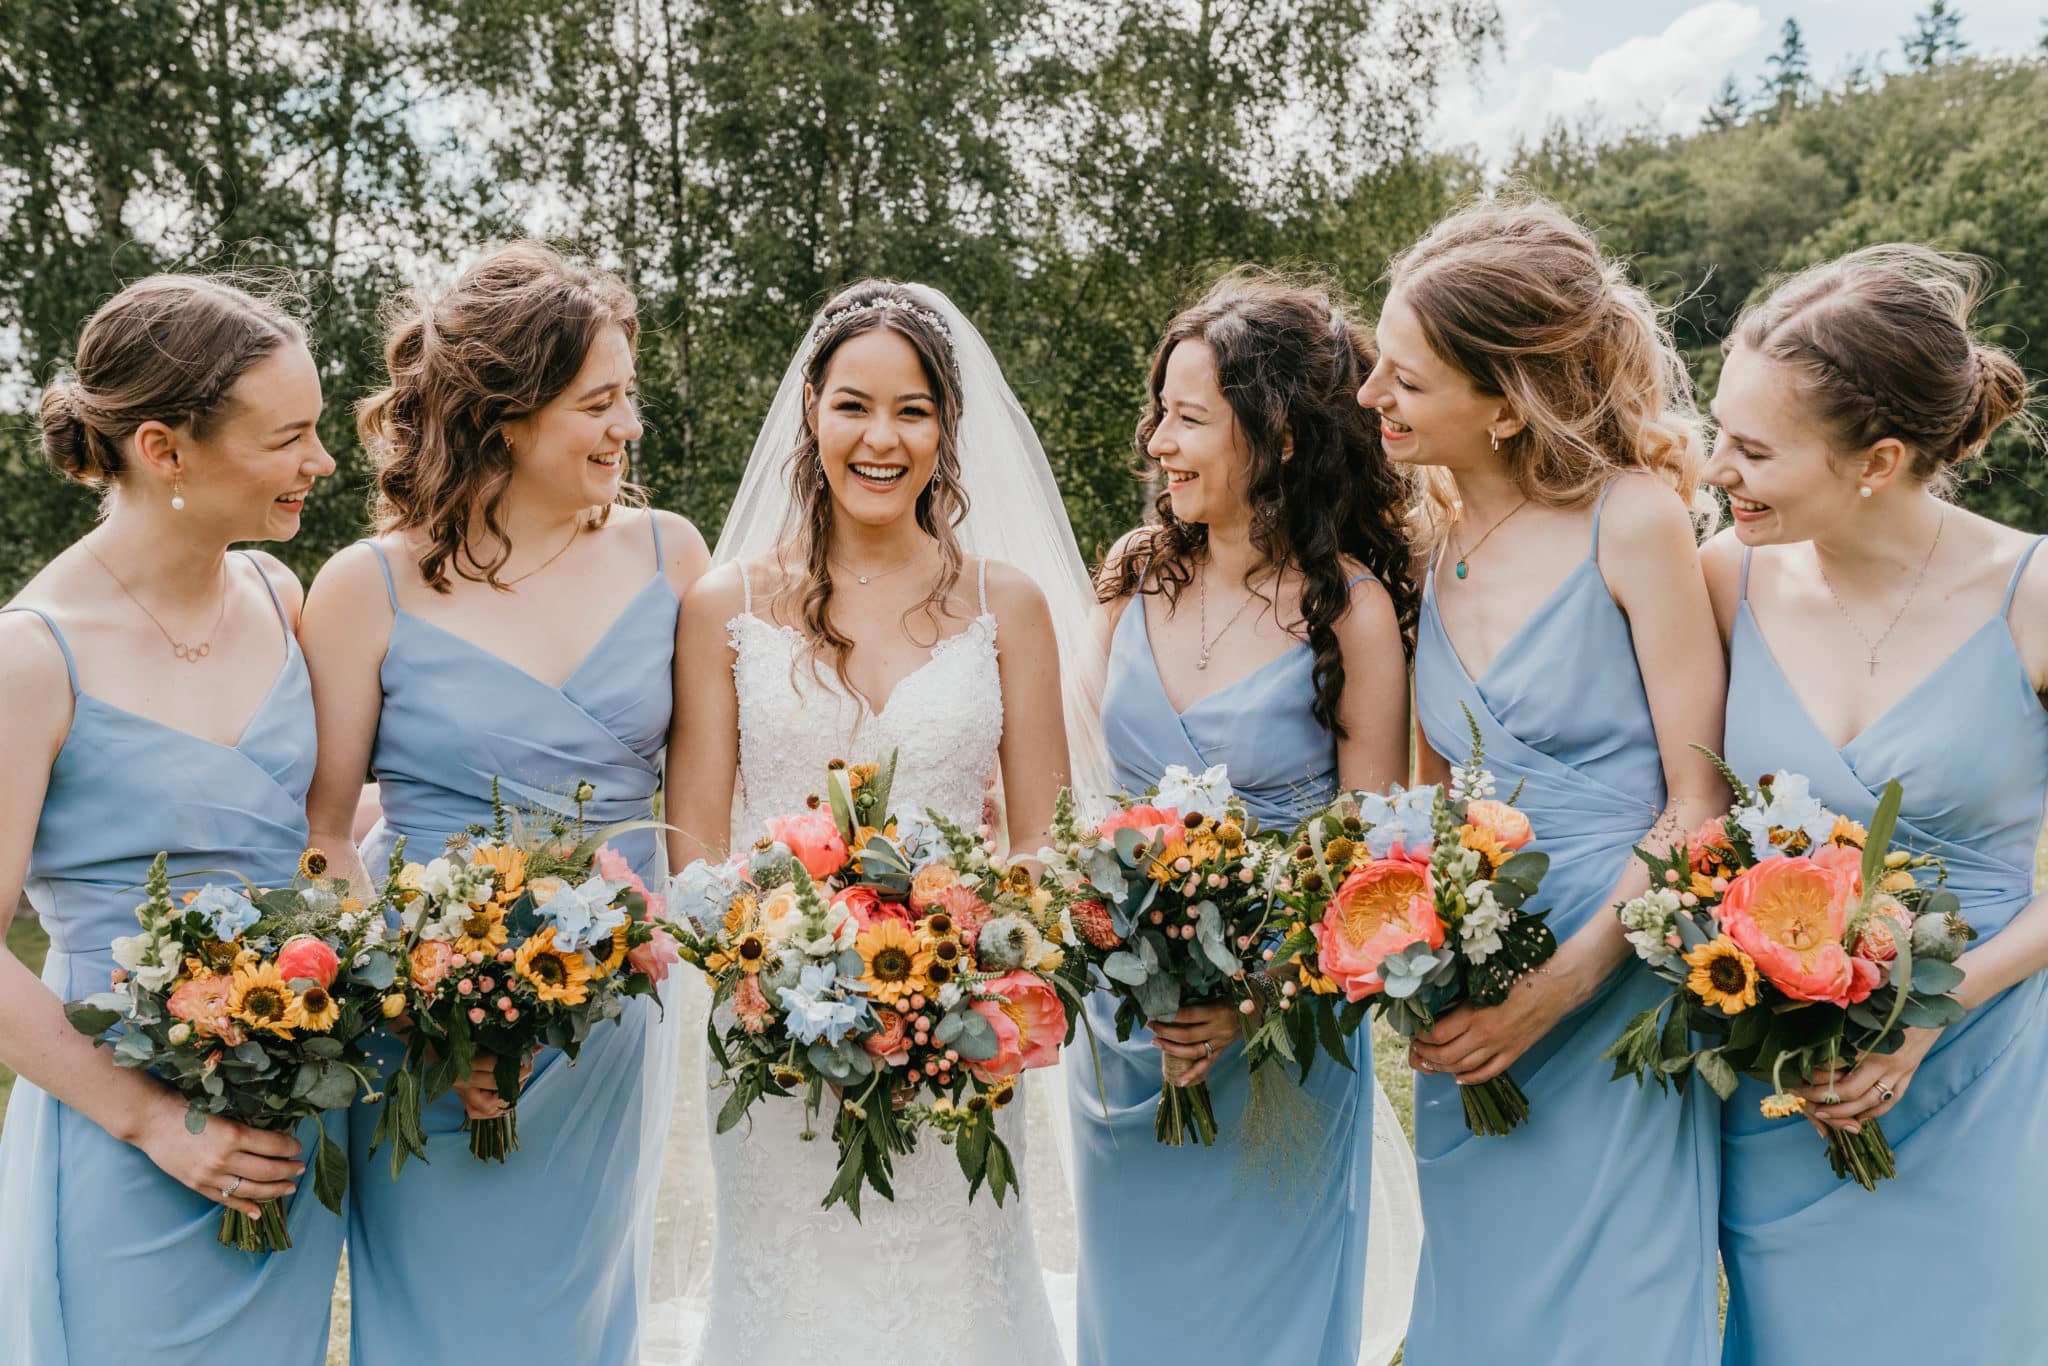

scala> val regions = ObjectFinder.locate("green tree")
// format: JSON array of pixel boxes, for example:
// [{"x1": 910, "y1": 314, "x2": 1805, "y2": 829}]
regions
[
  {"x1": 1763, "y1": 18, "x2": 1812, "y2": 112},
  {"x1": 1902, "y1": 1, "x2": 1968, "y2": 71},
  {"x1": 1704, "y1": 74, "x2": 1747, "y2": 130}
]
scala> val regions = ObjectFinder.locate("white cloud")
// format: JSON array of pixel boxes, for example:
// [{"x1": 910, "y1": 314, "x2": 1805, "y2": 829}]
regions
[{"x1": 1430, "y1": 1, "x2": 1767, "y2": 166}]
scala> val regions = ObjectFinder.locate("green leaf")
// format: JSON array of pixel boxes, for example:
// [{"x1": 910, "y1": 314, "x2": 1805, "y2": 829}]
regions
[
  {"x1": 64, "y1": 1002, "x2": 123, "y2": 1037},
  {"x1": 1693, "y1": 1049, "x2": 1738, "y2": 1100},
  {"x1": 1494, "y1": 851, "x2": 1549, "y2": 884},
  {"x1": 1861, "y1": 780, "x2": 1903, "y2": 893},
  {"x1": 1101, "y1": 950, "x2": 1148, "y2": 985},
  {"x1": 301, "y1": 1035, "x2": 344, "y2": 1059},
  {"x1": 304, "y1": 1061, "x2": 361, "y2": 1111},
  {"x1": 1906, "y1": 957, "x2": 1964, "y2": 996},
  {"x1": 955, "y1": 1010, "x2": 1000, "y2": 1061},
  {"x1": 312, "y1": 1128, "x2": 350, "y2": 1215}
]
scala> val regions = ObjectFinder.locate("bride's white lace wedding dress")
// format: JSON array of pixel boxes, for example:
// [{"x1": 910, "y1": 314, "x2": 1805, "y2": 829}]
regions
[{"x1": 692, "y1": 557, "x2": 1066, "y2": 1366}]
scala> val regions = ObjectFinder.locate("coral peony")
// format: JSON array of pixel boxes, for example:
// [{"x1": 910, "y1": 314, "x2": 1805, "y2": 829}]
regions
[
  {"x1": 833, "y1": 884, "x2": 910, "y2": 930},
  {"x1": 1310, "y1": 854, "x2": 1443, "y2": 1002},
  {"x1": 275, "y1": 935, "x2": 340, "y2": 990},
  {"x1": 1714, "y1": 845, "x2": 1877, "y2": 1006},
  {"x1": 410, "y1": 939, "x2": 457, "y2": 991},
  {"x1": 764, "y1": 809, "x2": 850, "y2": 880},
  {"x1": 908, "y1": 863, "x2": 961, "y2": 911},
  {"x1": 967, "y1": 971, "x2": 1066, "y2": 1080},
  {"x1": 1097, "y1": 804, "x2": 1183, "y2": 847}
]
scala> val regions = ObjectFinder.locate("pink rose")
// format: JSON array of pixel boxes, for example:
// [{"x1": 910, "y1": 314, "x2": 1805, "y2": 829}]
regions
[
  {"x1": 765, "y1": 810, "x2": 850, "y2": 880},
  {"x1": 1715, "y1": 845, "x2": 1877, "y2": 1007},
  {"x1": 628, "y1": 926, "x2": 681, "y2": 986},
  {"x1": 967, "y1": 972, "x2": 1066, "y2": 1081},
  {"x1": 1462, "y1": 800, "x2": 1532, "y2": 852},
  {"x1": 863, "y1": 1006, "x2": 912, "y2": 1066},
  {"x1": 276, "y1": 935, "x2": 340, "y2": 990},
  {"x1": 833, "y1": 885, "x2": 910, "y2": 930},
  {"x1": 410, "y1": 939, "x2": 456, "y2": 991},
  {"x1": 1310, "y1": 853, "x2": 1443, "y2": 1002}
]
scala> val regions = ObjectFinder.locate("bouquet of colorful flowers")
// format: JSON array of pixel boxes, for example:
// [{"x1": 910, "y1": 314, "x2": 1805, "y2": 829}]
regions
[
  {"x1": 671, "y1": 755, "x2": 1091, "y2": 1216},
  {"x1": 65, "y1": 849, "x2": 404, "y2": 1252},
  {"x1": 1044, "y1": 763, "x2": 1303, "y2": 1146},
  {"x1": 371, "y1": 781, "x2": 680, "y2": 1167},
  {"x1": 1606, "y1": 764, "x2": 1970, "y2": 1188},
  {"x1": 1265, "y1": 720, "x2": 1556, "y2": 1136}
]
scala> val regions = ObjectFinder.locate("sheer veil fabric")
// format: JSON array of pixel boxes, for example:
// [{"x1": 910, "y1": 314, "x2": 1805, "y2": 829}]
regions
[{"x1": 641, "y1": 285, "x2": 1419, "y2": 1364}]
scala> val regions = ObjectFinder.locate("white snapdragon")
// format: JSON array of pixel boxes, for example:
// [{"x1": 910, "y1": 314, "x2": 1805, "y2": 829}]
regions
[
  {"x1": 1449, "y1": 764, "x2": 1496, "y2": 803},
  {"x1": 1618, "y1": 887, "x2": 1685, "y2": 967},
  {"x1": 1459, "y1": 883, "x2": 1508, "y2": 964}
]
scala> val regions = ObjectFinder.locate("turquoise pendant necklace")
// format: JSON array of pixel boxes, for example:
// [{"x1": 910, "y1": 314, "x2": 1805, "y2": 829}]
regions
[{"x1": 1452, "y1": 498, "x2": 1530, "y2": 580}]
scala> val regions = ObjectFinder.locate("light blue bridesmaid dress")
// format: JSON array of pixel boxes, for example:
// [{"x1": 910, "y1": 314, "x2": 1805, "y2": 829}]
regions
[
  {"x1": 1068, "y1": 580, "x2": 1377, "y2": 1366},
  {"x1": 1720, "y1": 537, "x2": 2048, "y2": 1366},
  {"x1": 1406, "y1": 479, "x2": 1720, "y2": 1365},
  {"x1": 345, "y1": 515, "x2": 677, "y2": 1366},
  {"x1": 0, "y1": 556, "x2": 342, "y2": 1366}
]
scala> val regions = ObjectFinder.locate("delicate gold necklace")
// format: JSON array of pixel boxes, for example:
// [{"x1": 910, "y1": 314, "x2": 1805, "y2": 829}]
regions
[
  {"x1": 830, "y1": 548, "x2": 923, "y2": 586},
  {"x1": 1816, "y1": 506, "x2": 1946, "y2": 676},
  {"x1": 1450, "y1": 498, "x2": 1530, "y2": 580},
  {"x1": 1196, "y1": 562, "x2": 1261, "y2": 670},
  {"x1": 84, "y1": 543, "x2": 228, "y2": 663},
  {"x1": 499, "y1": 519, "x2": 584, "y2": 587}
]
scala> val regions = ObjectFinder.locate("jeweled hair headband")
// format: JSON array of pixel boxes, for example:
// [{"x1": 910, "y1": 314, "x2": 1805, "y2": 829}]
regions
[{"x1": 806, "y1": 295, "x2": 954, "y2": 360}]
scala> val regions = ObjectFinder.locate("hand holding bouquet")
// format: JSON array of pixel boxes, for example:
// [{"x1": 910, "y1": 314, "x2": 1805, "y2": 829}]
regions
[
  {"x1": 1044, "y1": 763, "x2": 1289, "y2": 1146},
  {"x1": 372, "y1": 780, "x2": 678, "y2": 1166},
  {"x1": 673, "y1": 755, "x2": 1090, "y2": 1215},
  {"x1": 1269, "y1": 741, "x2": 1555, "y2": 1137},
  {"x1": 1606, "y1": 763, "x2": 1970, "y2": 1188},
  {"x1": 66, "y1": 849, "x2": 403, "y2": 1251}
]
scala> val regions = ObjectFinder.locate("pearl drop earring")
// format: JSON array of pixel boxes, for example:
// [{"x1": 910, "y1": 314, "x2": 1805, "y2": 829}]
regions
[
  {"x1": 171, "y1": 473, "x2": 186, "y2": 511},
  {"x1": 1859, "y1": 485, "x2": 1873, "y2": 498}
]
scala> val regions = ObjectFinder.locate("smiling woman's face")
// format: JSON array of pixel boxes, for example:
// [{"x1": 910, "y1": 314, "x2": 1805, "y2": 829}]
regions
[
  {"x1": 808, "y1": 328, "x2": 944, "y2": 530},
  {"x1": 1146, "y1": 340, "x2": 1253, "y2": 530},
  {"x1": 1703, "y1": 342, "x2": 1861, "y2": 545}
]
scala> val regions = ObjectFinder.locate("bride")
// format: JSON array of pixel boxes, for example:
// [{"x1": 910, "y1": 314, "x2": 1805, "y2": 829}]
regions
[{"x1": 660, "y1": 280, "x2": 1105, "y2": 1366}]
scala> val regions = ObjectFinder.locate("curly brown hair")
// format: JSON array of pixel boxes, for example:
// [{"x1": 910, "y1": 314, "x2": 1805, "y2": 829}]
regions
[
  {"x1": 770, "y1": 280, "x2": 969, "y2": 693},
  {"x1": 1099, "y1": 267, "x2": 1419, "y2": 738},
  {"x1": 38, "y1": 274, "x2": 304, "y2": 491},
  {"x1": 358, "y1": 240, "x2": 641, "y2": 591}
]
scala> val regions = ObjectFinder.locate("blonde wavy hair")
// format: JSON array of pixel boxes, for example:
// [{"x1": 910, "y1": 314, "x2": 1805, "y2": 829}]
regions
[{"x1": 1385, "y1": 192, "x2": 1705, "y2": 545}]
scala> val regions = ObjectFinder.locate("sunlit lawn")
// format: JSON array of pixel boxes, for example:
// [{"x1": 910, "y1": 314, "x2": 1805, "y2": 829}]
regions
[{"x1": 11, "y1": 811, "x2": 2048, "y2": 1366}]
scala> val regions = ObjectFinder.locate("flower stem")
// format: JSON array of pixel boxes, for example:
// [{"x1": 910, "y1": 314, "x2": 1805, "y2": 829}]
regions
[
  {"x1": 466, "y1": 1108, "x2": 520, "y2": 1163},
  {"x1": 1826, "y1": 1120, "x2": 1896, "y2": 1190},
  {"x1": 1460, "y1": 1075, "x2": 1531, "y2": 1136},
  {"x1": 217, "y1": 1196, "x2": 294, "y2": 1253}
]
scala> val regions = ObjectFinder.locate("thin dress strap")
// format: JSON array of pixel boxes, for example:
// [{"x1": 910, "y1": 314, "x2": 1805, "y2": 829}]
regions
[
  {"x1": 648, "y1": 509, "x2": 665, "y2": 571},
  {"x1": 737, "y1": 561, "x2": 753, "y2": 615},
  {"x1": 1589, "y1": 476, "x2": 1620, "y2": 558},
  {"x1": 1345, "y1": 569, "x2": 1377, "y2": 589},
  {"x1": 977, "y1": 556, "x2": 990, "y2": 615},
  {"x1": 1738, "y1": 547, "x2": 1753, "y2": 602},
  {"x1": 237, "y1": 550, "x2": 291, "y2": 635},
  {"x1": 0, "y1": 606, "x2": 80, "y2": 695},
  {"x1": 361, "y1": 539, "x2": 399, "y2": 610},
  {"x1": 2001, "y1": 535, "x2": 2045, "y2": 619}
]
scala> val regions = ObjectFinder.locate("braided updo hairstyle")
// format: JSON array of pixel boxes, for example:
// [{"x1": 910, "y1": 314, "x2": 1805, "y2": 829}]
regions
[
  {"x1": 1729, "y1": 244, "x2": 2035, "y2": 481},
  {"x1": 37, "y1": 276, "x2": 304, "y2": 490}
]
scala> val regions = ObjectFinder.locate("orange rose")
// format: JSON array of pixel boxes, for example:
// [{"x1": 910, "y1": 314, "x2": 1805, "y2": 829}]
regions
[
  {"x1": 1462, "y1": 799, "x2": 1533, "y2": 852},
  {"x1": 909, "y1": 863, "x2": 961, "y2": 911}
]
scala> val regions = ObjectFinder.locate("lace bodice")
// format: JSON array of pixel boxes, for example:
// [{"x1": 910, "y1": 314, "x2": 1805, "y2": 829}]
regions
[{"x1": 728, "y1": 558, "x2": 1003, "y2": 839}]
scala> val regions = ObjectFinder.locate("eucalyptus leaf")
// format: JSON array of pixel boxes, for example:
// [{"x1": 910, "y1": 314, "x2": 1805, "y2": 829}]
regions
[
  {"x1": 955, "y1": 1010, "x2": 1000, "y2": 1061},
  {"x1": 1102, "y1": 950, "x2": 1149, "y2": 986}
]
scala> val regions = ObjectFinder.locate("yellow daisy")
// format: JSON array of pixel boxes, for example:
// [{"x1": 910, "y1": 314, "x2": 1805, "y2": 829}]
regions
[
  {"x1": 471, "y1": 844, "x2": 528, "y2": 904},
  {"x1": 722, "y1": 893, "x2": 759, "y2": 936},
  {"x1": 1684, "y1": 937, "x2": 1761, "y2": 1013},
  {"x1": 229, "y1": 960, "x2": 297, "y2": 1038},
  {"x1": 857, "y1": 920, "x2": 934, "y2": 1006},
  {"x1": 1458, "y1": 823, "x2": 1509, "y2": 871},
  {"x1": 288, "y1": 985, "x2": 342, "y2": 1032},
  {"x1": 1760, "y1": 1092, "x2": 1806, "y2": 1119},
  {"x1": 452, "y1": 906, "x2": 509, "y2": 958},
  {"x1": 1828, "y1": 815, "x2": 1868, "y2": 849},
  {"x1": 514, "y1": 926, "x2": 594, "y2": 1005}
]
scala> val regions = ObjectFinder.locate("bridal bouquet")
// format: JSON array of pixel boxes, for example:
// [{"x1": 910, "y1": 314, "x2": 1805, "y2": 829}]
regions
[
  {"x1": 1267, "y1": 736, "x2": 1556, "y2": 1136},
  {"x1": 672, "y1": 755, "x2": 1091, "y2": 1216},
  {"x1": 371, "y1": 781, "x2": 678, "y2": 1167},
  {"x1": 1044, "y1": 763, "x2": 1295, "y2": 1146},
  {"x1": 65, "y1": 849, "x2": 403, "y2": 1252},
  {"x1": 1606, "y1": 764, "x2": 1970, "y2": 1189}
]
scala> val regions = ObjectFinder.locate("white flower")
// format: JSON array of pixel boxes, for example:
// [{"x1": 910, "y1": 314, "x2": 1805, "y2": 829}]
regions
[
  {"x1": 112, "y1": 932, "x2": 180, "y2": 991},
  {"x1": 167, "y1": 1023, "x2": 192, "y2": 1044},
  {"x1": 937, "y1": 982, "x2": 963, "y2": 1009},
  {"x1": 1154, "y1": 764, "x2": 1234, "y2": 817},
  {"x1": 534, "y1": 874, "x2": 629, "y2": 952},
  {"x1": 415, "y1": 857, "x2": 459, "y2": 901},
  {"x1": 1449, "y1": 765, "x2": 1497, "y2": 802},
  {"x1": 1733, "y1": 771, "x2": 1836, "y2": 861},
  {"x1": 1460, "y1": 883, "x2": 1508, "y2": 964},
  {"x1": 1619, "y1": 888, "x2": 1684, "y2": 967}
]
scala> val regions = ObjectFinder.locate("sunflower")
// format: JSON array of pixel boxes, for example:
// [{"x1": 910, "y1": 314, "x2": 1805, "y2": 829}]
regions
[
  {"x1": 594, "y1": 922, "x2": 630, "y2": 975},
  {"x1": 1322, "y1": 836, "x2": 1357, "y2": 871},
  {"x1": 1684, "y1": 937, "x2": 1761, "y2": 1012},
  {"x1": 471, "y1": 844, "x2": 528, "y2": 903},
  {"x1": 856, "y1": 920, "x2": 934, "y2": 1006},
  {"x1": 288, "y1": 985, "x2": 342, "y2": 1032},
  {"x1": 722, "y1": 893, "x2": 759, "y2": 936},
  {"x1": 452, "y1": 905, "x2": 509, "y2": 958},
  {"x1": 1147, "y1": 837, "x2": 1192, "y2": 884},
  {"x1": 1458, "y1": 823, "x2": 1509, "y2": 871},
  {"x1": 514, "y1": 926, "x2": 594, "y2": 1005},
  {"x1": 298, "y1": 848, "x2": 330, "y2": 879},
  {"x1": 229, "y1": 961, "x2": 297, "y2": 1037},
  {"x1": 186, "y1": 938, "x2": 245, "y2": 979}
]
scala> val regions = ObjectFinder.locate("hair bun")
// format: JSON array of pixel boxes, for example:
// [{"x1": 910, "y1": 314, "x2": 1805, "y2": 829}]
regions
[
  {"x1": 1951, "y1": 345, "x2": 2032, "y2": 464},
  {"x1": 37, "y1": 381, "x2": 115, "y2": 486}
]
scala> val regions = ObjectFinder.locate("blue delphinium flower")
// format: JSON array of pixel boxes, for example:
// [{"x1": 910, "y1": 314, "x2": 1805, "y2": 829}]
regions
[
  {"x1": 779, "y1": 962, "x2": 863, "y2": 1045},
  {"x1": 188, "y1": 884, "x2": 259, "y2": 940},
  {"x1": 535, "y1": 874, "x2": 628, "y2": 951},
  {"x1": 665, "y1": 860, "x2": 745, "y2": 930},
  {"x1": 1359, "y1": 785, "x2": 1439, "y2": 858}
]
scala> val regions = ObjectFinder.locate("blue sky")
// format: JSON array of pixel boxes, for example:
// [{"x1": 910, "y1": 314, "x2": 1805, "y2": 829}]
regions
[{"x1": 1430, "y1": 0, "x2": 2044, "y2": 161}]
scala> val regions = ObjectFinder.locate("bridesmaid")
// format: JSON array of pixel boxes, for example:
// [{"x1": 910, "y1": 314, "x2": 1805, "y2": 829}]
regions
[
  {"x1": 1700, "y1": 246, "x2": 2047, "y2": 1363},
  {"x1": 0, "y1": 277, "x2": 339, "y2": 1362},
  {"x1": 300, "y1": 242, "x2": 709, "y2": 1364},
  {"x1": 1069, "y1": 270, "x2": 1415, "y2": 1366},
  {"x1": 1358, "y1": 198, "x2": 1729, "y2": 1365}
]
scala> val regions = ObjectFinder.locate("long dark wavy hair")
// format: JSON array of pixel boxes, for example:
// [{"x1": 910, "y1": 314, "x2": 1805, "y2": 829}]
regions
[
  {"x1": 1101, "y1": 267, "x2": 1419, "y2": 737},
  {"x1": 773, "y1": 280, "x2": 969, "y2": 693},
  {"x1": 359, "y1": 240, "x2": 642, "y2": 591}
]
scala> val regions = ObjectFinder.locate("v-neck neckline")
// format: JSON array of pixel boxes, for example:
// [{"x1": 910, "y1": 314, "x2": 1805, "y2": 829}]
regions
[
  {"x1": 1132, "y1": 592, "x2": 1306, "y2": 718},
  {"x1": 76, "y1": 640, "x2": 299, "y2": 753},
  {"x1": 396, "y1": 574, "x2": 672, "y2": 694},
  {"x1": 1427, "y1": 556, "x2": 1601, "y2": 689}
]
